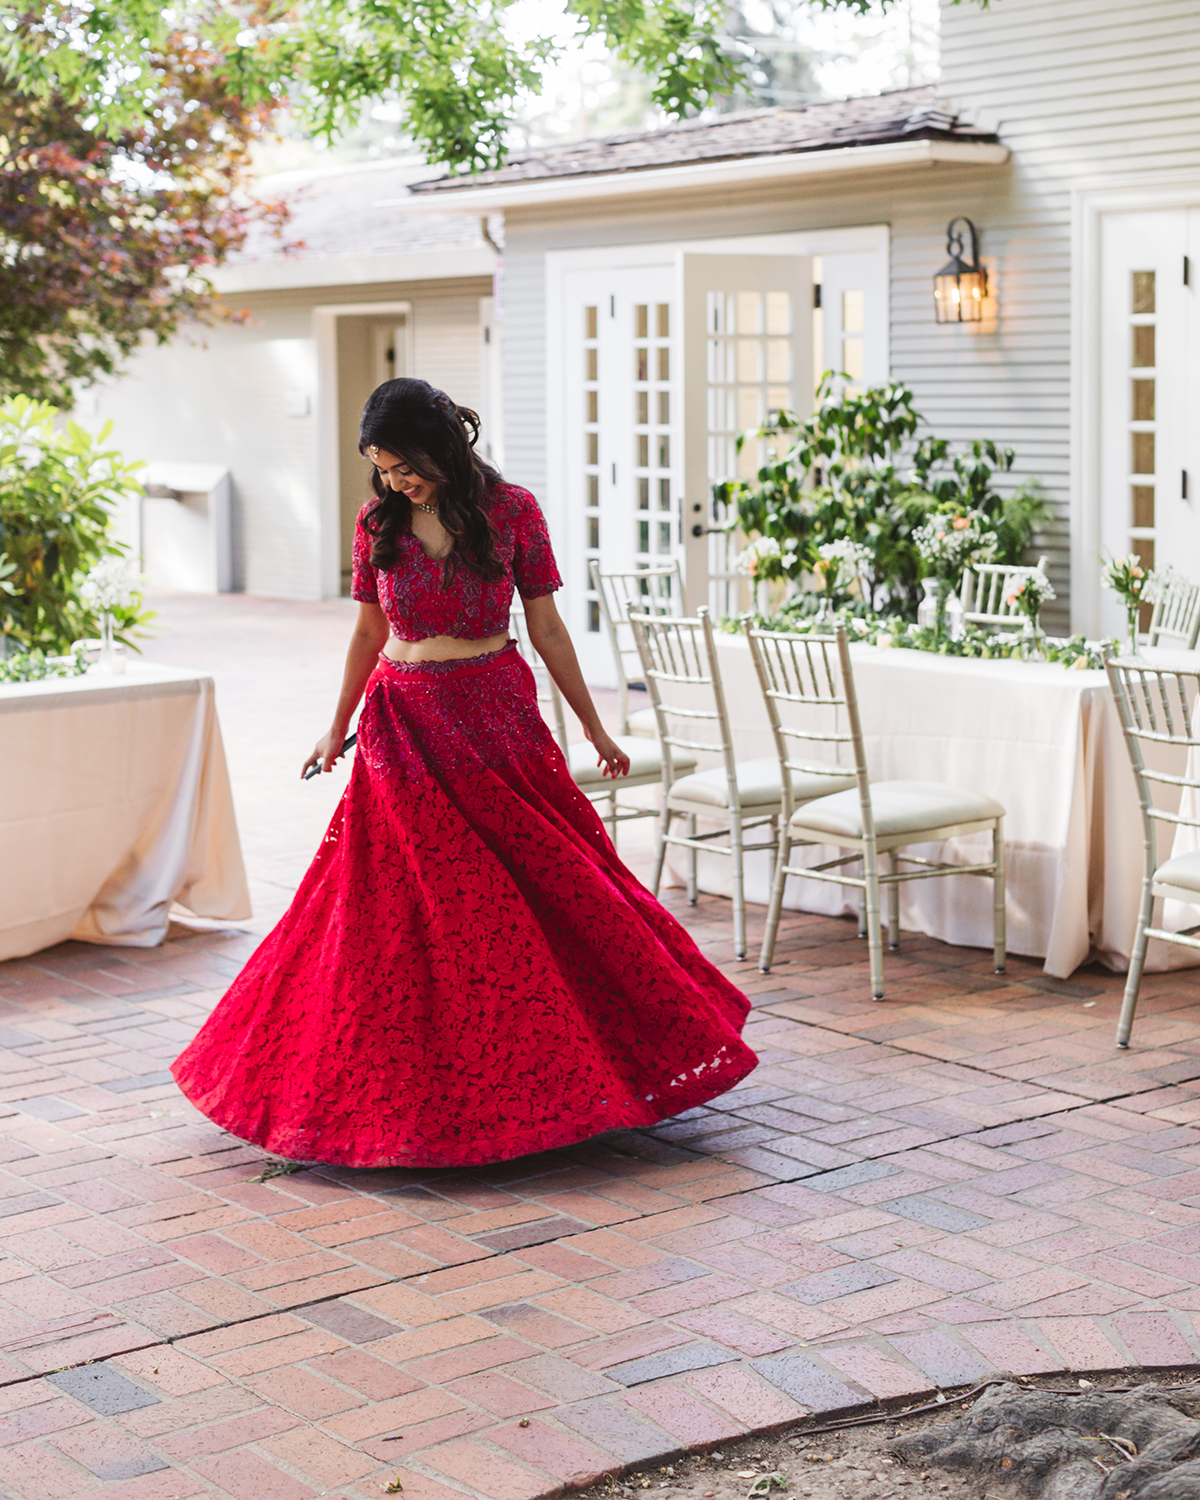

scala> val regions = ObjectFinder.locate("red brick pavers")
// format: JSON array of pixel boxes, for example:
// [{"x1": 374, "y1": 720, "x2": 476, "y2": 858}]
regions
[
  {"x1": 1, "y1": 596, "x2": 1199, "y2": 1498},
  {"x1": 1, "y1": 920, "x2": 1199, "y2": 1499}
]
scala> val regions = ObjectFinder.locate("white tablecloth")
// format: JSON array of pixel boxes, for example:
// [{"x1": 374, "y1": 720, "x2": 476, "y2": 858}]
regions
[
  {"x1": 0, "y1": 664, "x2": 250, "y2": 961},
  {"x1": 667, "y1": 637, "x2": 1196, "y2": 977}
]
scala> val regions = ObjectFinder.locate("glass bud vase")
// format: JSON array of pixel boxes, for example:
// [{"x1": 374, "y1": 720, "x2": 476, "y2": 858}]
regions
[
  {"x1": 917, "y1": 578, "x2": 940, "y2": 633},
  {"x1": 813, "y1": 594, "x2": 836, "y2": 628},
  {"x1": 1021, "y1": 615, "x2": 1045, "y2": 662},
  {"x1": 1126, "y1": 604, "x2": 1140, "y2": 658},
  {"x1": 97, "y1": 611, "x2": 116, "y2": 672}
]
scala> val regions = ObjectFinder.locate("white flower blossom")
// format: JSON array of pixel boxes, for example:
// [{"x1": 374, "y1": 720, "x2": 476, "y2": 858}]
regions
[
  {"x1": 816, "y1": 539, "x2": 872, "y2": 581},
  {"x1": 734, "y1": 535, "x2": 783, "y2": 577},
  {"x1": 914, "y1": 512, "x2": 997, "y2": 576},
  {"x1": 78, "y1": 556, "x2": 141, "y2": 612},
  {"x1": 1005, "y1": 572, "x2": 1056, "y2": 614}
]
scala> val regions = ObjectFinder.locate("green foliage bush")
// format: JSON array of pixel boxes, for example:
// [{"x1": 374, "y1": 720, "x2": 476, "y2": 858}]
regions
[
  {"x1": 0, "y1": 396, "x2": 152, "y2": 655},
  {"x1": 714, "y1": 375, "x2": 1047, "y2": 619}
]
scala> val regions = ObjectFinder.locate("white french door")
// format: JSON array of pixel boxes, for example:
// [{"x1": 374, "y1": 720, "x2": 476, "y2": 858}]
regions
[
  {"x1": 558, "y1": 251, "x2": 815, "y2": 679},
  {"x1": 1099, "y1": 209, "x2": 1200, "y2": 638},
  {"x1": 682, "y1": 254, "x2": 814, "y2": 616},
  {"x1": 562, "y1": 265, "x2": 680, "y2": 684}
]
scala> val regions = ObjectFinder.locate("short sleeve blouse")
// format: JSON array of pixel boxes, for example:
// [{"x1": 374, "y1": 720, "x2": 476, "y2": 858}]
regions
[{"x1": 351, "y1": 482, "x2": 562, "y2": 641}]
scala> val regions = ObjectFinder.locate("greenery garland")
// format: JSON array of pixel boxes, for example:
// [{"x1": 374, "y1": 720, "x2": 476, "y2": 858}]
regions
[
  {"x1": 722, "y1": 605, "x2": 1114, "y2": 671},
  {"x1": 0, "y1": 646, "x2": 89, "y2": 685}
]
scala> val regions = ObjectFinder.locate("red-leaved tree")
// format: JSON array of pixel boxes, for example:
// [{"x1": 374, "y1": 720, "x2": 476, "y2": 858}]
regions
[{"x1": 0, "y1": 25, "x2": 285, "y2": 405}]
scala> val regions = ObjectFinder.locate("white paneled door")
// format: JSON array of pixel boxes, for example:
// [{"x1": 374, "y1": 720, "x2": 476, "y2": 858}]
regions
[
  {"x1": 682, "y1": 254, "x2": 814, "y2": 616},
  {"x1": 562, "y1": 265, "x2": 679, "y2": 684},
  {"x1": 1099, "y1": 209, "x2": 1200, "y2": 638},
  {"x1": 559, "y1": 253, "x2": 814, "y2": 680}
]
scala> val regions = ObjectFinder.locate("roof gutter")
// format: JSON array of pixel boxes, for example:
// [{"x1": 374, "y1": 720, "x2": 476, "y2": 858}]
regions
[{"x1": 394, "y1": 138, "x2": 1010, "y2": 215}]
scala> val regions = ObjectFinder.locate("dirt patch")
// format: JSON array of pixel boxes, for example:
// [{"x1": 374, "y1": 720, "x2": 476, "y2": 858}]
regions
[{"x1": 575, "y1": 1377, "x2": 1200, "y2": 1500}]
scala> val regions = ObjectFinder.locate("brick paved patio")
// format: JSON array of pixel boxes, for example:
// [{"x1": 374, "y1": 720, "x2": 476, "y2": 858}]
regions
[{"x1": 2, "y1": 596, "x2": 1200, "y2": 1500}]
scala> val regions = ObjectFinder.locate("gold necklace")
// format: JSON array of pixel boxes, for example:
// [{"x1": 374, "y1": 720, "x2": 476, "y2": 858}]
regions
[{"x1": 411, "y1": 501, "x2": 438, "y2": 514}]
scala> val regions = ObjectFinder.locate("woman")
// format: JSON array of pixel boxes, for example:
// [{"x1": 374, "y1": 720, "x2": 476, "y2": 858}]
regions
[{"x1": 172, "y1": 379, "x2": 756, "y2": 1168}]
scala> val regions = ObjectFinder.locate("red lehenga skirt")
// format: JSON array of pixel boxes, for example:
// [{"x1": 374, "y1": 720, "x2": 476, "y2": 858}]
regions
[{"x1": 172, "y1": 643, "x2": 757, "y2": 1168}]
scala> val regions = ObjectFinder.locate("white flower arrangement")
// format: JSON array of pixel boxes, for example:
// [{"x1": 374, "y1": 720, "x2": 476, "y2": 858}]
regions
[
  {"x1": 78, "y1": 555, "x2": 140, "y2": 612},
  {"x1": 913, "y1": 512, "x2": 998, "y2": 580},
  {"x1": 814, "y1": 538, "x2": 872, "y2": 592},
  {"x1": 734, "y1": 535, "x2": 783, "y2": 578},
  {"x1": 1005, "y1": 572, "x2": 1057, "y2": 619}
]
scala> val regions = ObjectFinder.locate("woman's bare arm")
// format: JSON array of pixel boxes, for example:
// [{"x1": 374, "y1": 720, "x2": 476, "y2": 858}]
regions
[
  {"x1": 302, "y1": 603, "x2": 390, "y2": 777},
  {"x1": 524, "y1": 594, "x2": 631, "y2": 778}
]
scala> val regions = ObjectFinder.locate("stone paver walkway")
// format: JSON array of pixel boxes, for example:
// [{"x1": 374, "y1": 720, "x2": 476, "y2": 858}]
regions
[{"x1": 2, "y1": 596, "x2": 1200, "y2": 1500}]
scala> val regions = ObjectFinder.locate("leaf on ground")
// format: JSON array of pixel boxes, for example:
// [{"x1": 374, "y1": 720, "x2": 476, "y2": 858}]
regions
[{"x1": 249, "y1": 1158, "x2": 308, "y2": 1182}]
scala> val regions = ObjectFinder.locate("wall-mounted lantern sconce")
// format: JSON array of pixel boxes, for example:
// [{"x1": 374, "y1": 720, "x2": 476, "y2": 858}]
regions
[{"x1": 933, "y1": 217, "x2": 988, "y2": 324}]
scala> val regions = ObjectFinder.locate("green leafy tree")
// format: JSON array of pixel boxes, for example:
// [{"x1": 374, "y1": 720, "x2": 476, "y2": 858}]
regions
[
  {"x1": 0, "y1": 395, "x2": 152, "y2": 653},
  {"x1": 0, "y1": 0, "x2": 991, "y2": 405},
  {"x1": 1, "y1": 0, "x2": 991, "y2": 174}
]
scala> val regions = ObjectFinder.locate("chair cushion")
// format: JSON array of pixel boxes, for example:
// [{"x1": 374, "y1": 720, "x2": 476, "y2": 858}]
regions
[
  {"x1": 790, "y1": 780, "x2": 1005, "y2": 841},
  {"x1": 1153, "y1": 851, "x2": 1200, "y2": 894},
  {"x1": 568, "y1": 736, "x2": 696, "y2": 787},
  {"x1": 669, "y1": 758, "x2": 856, "y2": 811},
  {"x1": 627, "y1": 705, "x2": 658, "y2": 737}
]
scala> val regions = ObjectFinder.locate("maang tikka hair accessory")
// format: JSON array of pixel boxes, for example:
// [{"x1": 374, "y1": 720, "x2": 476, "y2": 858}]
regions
[{"x1": 369, "y1": 445, "x2": 380, "y2": 459}]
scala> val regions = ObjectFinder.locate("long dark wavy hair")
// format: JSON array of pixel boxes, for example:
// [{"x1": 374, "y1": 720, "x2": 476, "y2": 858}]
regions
[{"x1": 358, "y1": 378, "x2": 504, "y2": 584}]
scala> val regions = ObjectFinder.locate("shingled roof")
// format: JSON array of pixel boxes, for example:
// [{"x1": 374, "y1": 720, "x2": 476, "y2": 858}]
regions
[
  {"x1": 410, "y1": 86, "x2": 999, "y2": 195},
  {"x1": 234, "y1": 157, "x2": 486, "y2": 263}
]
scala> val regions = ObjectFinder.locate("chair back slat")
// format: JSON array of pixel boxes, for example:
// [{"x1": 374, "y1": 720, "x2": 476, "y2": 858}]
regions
[
  {"x1": 1147, "y1": 574, "x2": 1200, "y2": 649},
  {"x1": 590, "y1": 562, "x2": 685, "y2": 733},
  {"x1": 510, "y1": 608, "x2": 568, "y2": 754},
  {"x1": 1105, "y1": 656, "x2": 1200, "y2": 845},
  {"x1": 629, "y1": 609, "x2": 735, "y2": 786},
  {"x1": 744, "y1": 623, "x2": 873, "y2": 829},
  {"x1": 960, "y1": 556, "x2": 1050, "y2": 627}
]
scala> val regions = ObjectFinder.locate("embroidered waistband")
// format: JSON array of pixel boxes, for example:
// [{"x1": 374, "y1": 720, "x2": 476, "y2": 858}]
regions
[{"x1": 376, "y1": 640, "x2": 519, "y2": 679}]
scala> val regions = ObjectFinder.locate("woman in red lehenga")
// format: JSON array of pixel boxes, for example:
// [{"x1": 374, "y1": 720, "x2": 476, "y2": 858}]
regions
[{"x1": 172, "y1": 379, "x2": 757, "y2": 1168}]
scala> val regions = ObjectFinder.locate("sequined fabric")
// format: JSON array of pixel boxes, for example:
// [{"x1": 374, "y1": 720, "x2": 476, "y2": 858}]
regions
[
  {"x1": 172, "y1": 647, "x2": 757, "y2": 1168},
  {"x1": 352, "y1": 482, "x2": 562, "y2": 641}
]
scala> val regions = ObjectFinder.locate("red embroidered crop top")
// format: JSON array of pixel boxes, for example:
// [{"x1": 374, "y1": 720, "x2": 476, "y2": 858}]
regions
[{"x1": 351, "y1": 482, "x2": 563, "y2": 641}]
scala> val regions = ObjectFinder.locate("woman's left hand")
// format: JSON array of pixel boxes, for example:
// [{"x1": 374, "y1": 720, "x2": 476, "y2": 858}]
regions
[{"x1": 585, "y1": 726, "x2": 631, "y2": 779}]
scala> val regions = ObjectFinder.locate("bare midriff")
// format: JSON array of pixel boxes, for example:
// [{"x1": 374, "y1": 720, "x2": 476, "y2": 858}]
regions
[{"x1": 382, "y1": 632, "x2": 511, "y2": 665}]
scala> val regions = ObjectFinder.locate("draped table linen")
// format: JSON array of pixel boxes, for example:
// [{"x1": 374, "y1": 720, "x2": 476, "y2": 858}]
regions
[
  {"x1": 667, "y1": 637, "x2": 1196, "y2": 977},
  {"x1": 0, "y1": 664, "x2": 250, "y2": 961}
]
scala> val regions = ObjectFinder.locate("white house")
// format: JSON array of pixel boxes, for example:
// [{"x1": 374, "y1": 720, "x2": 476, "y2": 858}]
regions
[
  {"x1": 404, "y1": 0, "x2": 1200, "y2": 682},
  {"x1": 85, "y1": 157, "x2": 500, "y2": 599},
  {"x1": 92, "y1": 0, "x2": 1200, "y2": 689}
]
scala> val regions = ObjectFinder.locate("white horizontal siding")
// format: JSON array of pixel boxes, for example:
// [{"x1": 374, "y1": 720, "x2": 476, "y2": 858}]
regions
[{"x1": 937, "y1": 0, "x2": 1200, "y2": 621}]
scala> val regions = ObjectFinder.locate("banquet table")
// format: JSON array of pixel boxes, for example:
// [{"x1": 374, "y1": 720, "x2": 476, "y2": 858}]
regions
[
  {"x1": 0, "y1": 663, "x2": 250, "y2": 962},
  {"x1": 666, "y1": 636, "x2": 1200, "y2": 978}
]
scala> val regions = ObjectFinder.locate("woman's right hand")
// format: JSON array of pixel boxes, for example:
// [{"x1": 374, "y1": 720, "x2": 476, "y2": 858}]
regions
[{"x1": 302, "y1": 730, "x2": 347, "y2": 779}]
